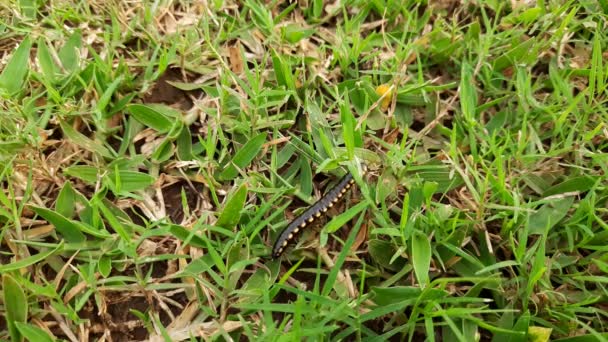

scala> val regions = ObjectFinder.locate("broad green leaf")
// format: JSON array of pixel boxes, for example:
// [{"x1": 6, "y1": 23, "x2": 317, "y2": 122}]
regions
[
  {"x1": 166, "y1": 80, "x2": 206, "y2": 91},
  {"x1": 3, "y1": 274, "x2": 27, "y2": 342},
  {"x1": 37, "y1": 38, "x2": 59, "y2": 82},
  {"x1": 270, "y1": 49, "x2": 295, "y2": 91},
  {"x1": 460, "y1": 61, "x2": 477, "y2": 123},
  {"x1": 63, "y1": 165, "x2": 99, "y2": 183},
  {"x1": 406, "y1": 162, "x2": 464, "y2": 193},
  {"x1": 368, "y1": 239, "x2": 408, "y2": 272},
  {"x1": 108, "y1": 93, "x2": 136, "y2": 118},
  {"x1": 96, "y1": 75, "x2": 124, "y2": 116},
  {"x1": 0, "y1": 242, "x2": 63, "y2": 272},
  {"x1": 100, "y1": 198, "x2": 132, "y2": 222},
  {"x1": 299, "y1": 160, "x2": 313, "y2": 197},
  {"x1": 55, "y1": 181, "x2": 76, "y2": 218},
  {"x1": 58, "y1": 30, "x2": 81, "y2": 72},
  {"x1": 341, "y1": 92, "x2": 355, "y2": 159},
  {"x1": 218, "y1": 133, "x2": 267, "y2": 181},
  {"x1": 311, "y1": 0, "x2": 323, "y2": 18},
  {"x1": 324, "y1": 200, "x2": 369, "y2": 233},
  {"x1": 30, "y1": 206, "x2": 86, "y2": 243},
  {"x1": 60, "y1": 120, "x2": 113, "y2": 158},
  {"x1": 422, "y1": 182, "x2": 439, "y2": 204},
  {"x1": 371, "y1": 286, "x2": 448, "y2": 307},
  {"x1": 0, "y1": 141, "x2": 26, "y2": 155},
  {"x1": 216, "y1": 183, "x2": 248, "y2": 229},
  {"x1": 360, "y1": 301, "x2": 411, "y2": 322},
  {"x1": 276, "y1": 143, "x2": 296, "y2": 169},
  {"x1": 126, "y1": 104, "x2": 173, "y2": 133},
  {"x1": 475, "y1": 260, "x2": 521, "y2": 276},
  {"x1": 0, "y1": 36, "x2": 32, "y2": 95},
  {"x1": 542, "y1": 176, "x2": 598, "y2": 197},
  {"x1": 234, "y1": 302, "x2": 316, "y2": 314},
  {"x1": 412, "y1": 230, "x2": 431, "y2": 287},
  {"x1": 65, "y1": 165, "x2": 154, "y2": 193},
  {"x1": 281, "y1": 24, "x2": 315, "y2": 43},
  {"x1": 244, "y1": 0, "x2": 274, "y2": 36},
  {"x1": 19, "y1": 0, "x2": 38, "y2": 19},
  {"x1": 528, "y1": 197, "x2": 574, "y2": 235},
  {"x1": 492, "y1": 38, "x2": 537, "y2": 71},
  {"x1": 517, "y1": 7, "x2": 542, "y2": 24},
  {"x1": 150, "y1": 138, "x2": 174, "y2": 163},
  {"x1": 176, "y1": 125, "x2": 193, "y2": 160},
  {"x1": 105, "y1": 170, "x2": 155, "y2": 193},
  {"x1": 376, "y1": 170, "x2": 398, "y2": 204},
  {"x1": 589, "y1": 25, "x2": 604, "y2": 102},
  {"x1": 492, "y1": 308, "x2": 518, "y2": 342},
  {"x1": 15, "y1": 322, "x2": 55, "y2": 342},
  {"x1": 165, "y1": 114, "x2": 184, "y2": 139},
  {"x1": 169, "y1": 224, "x2": 207, "y2": 248},
  {"x1": 322, "y1": 214, "x2": 364, "y2": 296},
  {"x1": 491, "y1": 311, "x2": 530, "y2": 342},
  {"x1": 98, "y1": 256, "x2": 112, "y2": 278},
  {"x1": 486, "y1": 110, "x2": 508, "y2": 134},
  {"x1": 240, "y1": 268, "x2": 272, "y2": 302},
  {"x1": 367, "y1": 108, "x2": 386, "y2": 130},
  {"x1": 97, "y1": 201, "x2": 131, "y2": 241}
]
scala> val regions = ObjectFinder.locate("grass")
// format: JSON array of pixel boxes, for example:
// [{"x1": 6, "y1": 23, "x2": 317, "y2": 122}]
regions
[{"x1": 0, "y1": 0, "x2": 607, "y2": 341}]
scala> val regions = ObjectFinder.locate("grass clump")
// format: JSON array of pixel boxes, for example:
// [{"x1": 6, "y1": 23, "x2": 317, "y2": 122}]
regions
[{"x1": 0, "y1": 1, "x2": 607, "y2": 341}]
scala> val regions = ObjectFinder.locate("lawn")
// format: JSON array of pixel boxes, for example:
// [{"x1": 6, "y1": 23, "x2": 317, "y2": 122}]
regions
[{"x1": 0, "y1": 0, "x2": 607, "y2": 341}]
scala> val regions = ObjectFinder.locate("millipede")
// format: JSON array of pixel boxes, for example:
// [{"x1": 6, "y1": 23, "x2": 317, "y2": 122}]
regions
[{"x1": 272, "y1": 165, "x2": 367, "y2": 259}]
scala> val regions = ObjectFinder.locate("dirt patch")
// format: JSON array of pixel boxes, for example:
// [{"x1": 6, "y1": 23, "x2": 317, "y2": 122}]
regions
[{"x1": 142, "y1": 68, "x2": 201, "y2": 111}]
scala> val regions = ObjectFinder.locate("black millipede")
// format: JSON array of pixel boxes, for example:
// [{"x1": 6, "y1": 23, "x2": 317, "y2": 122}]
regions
[{"x1": 272, "y1": 166, "x2": 366, "y2": 259}]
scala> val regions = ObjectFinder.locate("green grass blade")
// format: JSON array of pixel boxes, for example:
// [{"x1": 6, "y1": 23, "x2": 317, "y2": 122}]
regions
[
  {"x1": 0, "y1": 243, "x2": 64, "y2": 274},
  {"x1": 411, "y1": 230, "x2": 431, "y2": 287},
  {"x1": 14, "y1": 322, "x2": 55, "y2": 342},
  {"x1": 218, "y1": 133, "x2": 267, "y2": 181},
  {"x1": 0, "y1": 36, "x2": 32, "y2": 95},
  {"x1": 60, "y1": 120, "x2": 113, "y2": 158},
  {"x1": 3, "y1": 274, "x2": 28, "y2": 342},
  {"x1": 58, "y1": 30, "x2": 81, "y2": 72},
  {"x1": 30, "y1": 206, "x2": 86, "y2": 243},
  {"x1": 216, "y1": 182, "x2": 248, "y2": 229},
  {"x1": 126, "y1": 104, "x2": 174, "y2": 133}
]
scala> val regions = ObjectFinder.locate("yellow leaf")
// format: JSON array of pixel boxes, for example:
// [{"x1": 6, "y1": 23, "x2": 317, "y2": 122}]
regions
[
  {"x1": 375, "y1": 84, "x2": 393, "y2": 111},
  {"x1": 528, "y1": 326, "x2": 552, "y2": 342}
]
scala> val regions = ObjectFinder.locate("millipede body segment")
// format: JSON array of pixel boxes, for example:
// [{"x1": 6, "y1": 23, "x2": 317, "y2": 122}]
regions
[{"x1": 272, "y1": 167, "x2": 365, "y2": 258}]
